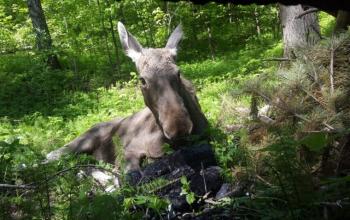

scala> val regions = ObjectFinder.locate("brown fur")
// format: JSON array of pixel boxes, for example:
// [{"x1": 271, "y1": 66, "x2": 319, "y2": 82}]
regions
[{"x1": 46, "y1": 23, "x2": 208, "y2": 172}]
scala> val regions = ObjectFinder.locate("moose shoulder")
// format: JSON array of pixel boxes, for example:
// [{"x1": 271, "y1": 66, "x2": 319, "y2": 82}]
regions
[{"x1": 46, "y1": 22, "x2": 208, "y2": 172}]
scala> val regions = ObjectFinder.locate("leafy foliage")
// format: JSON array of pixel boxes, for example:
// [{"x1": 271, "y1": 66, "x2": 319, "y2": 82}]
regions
[{"x1": 180, "y1": 176, "x2": 196, "y2": 205}]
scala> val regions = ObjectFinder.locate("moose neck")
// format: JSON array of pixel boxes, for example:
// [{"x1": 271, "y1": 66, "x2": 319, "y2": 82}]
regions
[{"x1": 179, "y1": 77, "x2": 208, "y2": 137}]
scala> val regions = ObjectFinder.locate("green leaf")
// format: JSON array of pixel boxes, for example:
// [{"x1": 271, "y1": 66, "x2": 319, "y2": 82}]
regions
[
  {"x1": 162, "y1": 143, "x2": 174, "y2": 155},
  {"x1": 134, "y1": 196, "x2": 148, "y2": 205},
  {"x1": 180, "y1": 176, "x2": 188, "y2": 185},
  {"x1": 300, "y1": 133, "x2": 328, "y2": 152},
  {"x1": 186, "y1": 192, "x2": 195, "y2": 205}
]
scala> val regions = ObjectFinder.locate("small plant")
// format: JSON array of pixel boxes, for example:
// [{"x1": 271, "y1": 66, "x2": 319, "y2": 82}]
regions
[
  {"x1": 180, "y1": 176, "x2": 196, "y2": 205},
  {"x1": 162, "y1": 143, "x2": 174, "y2": 155}
]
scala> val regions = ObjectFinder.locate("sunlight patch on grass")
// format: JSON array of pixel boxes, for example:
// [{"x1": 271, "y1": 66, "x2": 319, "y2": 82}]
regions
[{"x1": 319, "y1": 11, "x2": 336, "y2": 37}]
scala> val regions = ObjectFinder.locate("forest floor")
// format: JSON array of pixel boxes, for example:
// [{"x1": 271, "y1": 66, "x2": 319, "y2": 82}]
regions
[
  {"x1": 0, "y1": 37, "x2": 284, "y2": 219},
  {"x1": 2, "y1": 16, "x2": 350, "y2": 219}
]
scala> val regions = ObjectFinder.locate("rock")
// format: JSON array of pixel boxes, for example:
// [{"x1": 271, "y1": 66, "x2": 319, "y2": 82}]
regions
[
  {"x1": 128, "y1": 143, "x2": 217, "y2": 185},
  {"x1": 215, "y1": 183, "x2": 232, "y2": 200},
  {"x1": 190, "y1": 166, "x2": 222, "y2": 196},
  {"x1": 126, "y1": 143, "x2": 223, "y2": 212},
  {"x1": 215, "y1": 181, "x2": 250, "y2": 200}
]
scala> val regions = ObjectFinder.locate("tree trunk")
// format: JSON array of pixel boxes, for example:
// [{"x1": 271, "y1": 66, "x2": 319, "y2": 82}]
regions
[
  {"x1": 207, "y1": 24, "x2": 215, "y2": 60},
  {"x1": 201, "y1": 5, "x2": 215, "y2": 60},
  {"x1": 254, "y1": 6, "x2": 261, "y2": 36},
  {"x1": 191, "y1": 4, "x2": 199, "y2": 43},
  {"x1": 227, "y1": 3, "x2": 234, "y2": 23},
  {"x1": 279, "y1": 4, "x2": 321, "y2": 58},
  {"x1": 164, "y1": 2, "x2": 174, "y2": 36},
  {"x1": 96, "y1": 0, "x2": 113, "y2": 69},
  {"x1": 144, "y1": 1, "x2": 156, "y2": 47},
  {"x1": 27, "y1": 0, "x2": 60, "y2": 69},
  {"x1": 132, "y1": 1, "x2": 150, "y2": 47},
  {"x1": 334, "y1": 10, "x2": 350, "y2": 33},
  {"x1": 105, "y1": 0, "x2": 120, "y2": 75}
]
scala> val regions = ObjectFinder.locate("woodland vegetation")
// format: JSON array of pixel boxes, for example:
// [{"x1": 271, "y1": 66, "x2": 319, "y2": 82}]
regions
[{"x1": 0, "y1": 0, "x2": 349, "y2": 219}]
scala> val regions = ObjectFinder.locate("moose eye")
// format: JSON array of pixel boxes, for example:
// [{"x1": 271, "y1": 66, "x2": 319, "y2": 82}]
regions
[{"x1": 139, "y1": 77, "x2": 146, "y2": 86}]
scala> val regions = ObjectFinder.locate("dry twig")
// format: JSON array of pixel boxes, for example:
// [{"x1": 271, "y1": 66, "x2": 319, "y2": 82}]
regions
[
  {"x1": 201, "y1": 162, "x2": 208, "y2": 194},
  {"x1": 0, "y1": 183, "x2": 36, "y2": 190},
  {"x1": 255, "y1": 175, "x2": 273, "y2": 187},
  {"x1": 330, "y1": 38, "x2": 335, "y2": 95}
]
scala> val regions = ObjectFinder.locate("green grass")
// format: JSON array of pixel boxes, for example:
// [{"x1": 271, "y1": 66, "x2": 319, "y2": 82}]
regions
[
  {"x1": 1, "y1": 39, "x2": 280, "y2": 217},
  {"x1": 319, "y1": 11, "x2": 336, "y2": 37},
  {"x1": 0, "y1": 37, "x2": 282, "y2": 157},
  {"x1": 0, "y1": 41, "x2": 283, "y2": 220}
]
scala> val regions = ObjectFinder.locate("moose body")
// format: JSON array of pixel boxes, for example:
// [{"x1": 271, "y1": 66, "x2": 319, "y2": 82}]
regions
[{"x1": 46, "y1": 22, "x2": 208, "y2": 172}]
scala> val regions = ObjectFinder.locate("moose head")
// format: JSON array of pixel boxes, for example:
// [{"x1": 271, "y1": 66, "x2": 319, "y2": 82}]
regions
[{"x1": 117, "y1": 22, "x2": 195, "y2": 142}]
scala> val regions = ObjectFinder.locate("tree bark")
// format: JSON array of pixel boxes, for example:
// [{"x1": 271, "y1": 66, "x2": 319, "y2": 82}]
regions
[
  {"x1": 105, "y1": 0, "x2": 120, "y2": 74},
  {"x1": 279, "y1": 4, "x2": 321, "y2": 58},
  {"x1": 207, "y1": 24, "x2": 215, "y2": 60},
  {"x1": 334, "y1": 10, "x2": 350, "y2": 33},
  {"x1": 132, "y1": 1, "x2": 151, "y2": 47},
  {"x1": 96, "y1": 0, "x2": 113, "y2": 69},
  {"x1": 254, "y1": 6, "x2": 261, "y2": 36},
  {"x1": 27, "y1": 0, "x2": 60, "y2": 69}
]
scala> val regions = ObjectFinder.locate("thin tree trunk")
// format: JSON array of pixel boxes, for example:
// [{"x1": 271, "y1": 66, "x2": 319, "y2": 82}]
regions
[
  {"x1": 254, "y1": 6, "x2": 261, "y2": 36},
  {"x1": 191, "y1": 4, "x2": 199, "y2": 43},
  {"x1": 274, "y1": 8, "x2": 281, "y2": 39},
  {"x1": 207, "y1": 23, "x2": 215, "y2": 60},
  {"x1": 27, "y1": 0, "x2": 60, "y2": 69},
  {"x1": 63, "y1": 16, "x2": 78, "y2": 74},
  {"x1": 227, "y1": 3, "x2": 233, "y2": 23},
  {"x1": 279, "y1": 4, "x2": 321, "y2": 58},
  {"x1": 117, "y1": 0, "x2": 125, "y2": 22},
  {"x1": 165, "y1": 2, "x2": 173, "y2": 36},
  {"x1": 190, "y1": 4, "x2": 201, "y2": 58},
  {"x1": 105, "y1": 0, "x2": 120, "y2": 74},
  {"x1": 96, "y1": 0, "x2": 113, "y2": 68},
  {"x1": 145, "y1": 1, "x2": 156, "y2": 47},
  {"x1": 202, "y1": 5, "x2": 215, "y2": 60},
  {"x1": 132, "y1": 1, "x2": 150, "y2": 47}
]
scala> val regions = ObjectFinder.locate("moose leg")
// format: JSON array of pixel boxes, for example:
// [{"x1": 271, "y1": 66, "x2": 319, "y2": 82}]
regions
[
  {"x1": 124, "y1": 150, "x2": 145, "y2": 185},
  {"x1": 45, "y1": 119, "x2": 121, "y2": 163},
  {"x1": 92, "y1": 140, "x2": 116, "y2": 164},
  {"x1": 45, "y1": 146, "x2": 71, "y2": 162},
  {"x1": 124, "y1": 150, "x2": 145, "y2": 172},
  {"x1": 45, "y1": 131, "x2": 99, "y2": 163}
]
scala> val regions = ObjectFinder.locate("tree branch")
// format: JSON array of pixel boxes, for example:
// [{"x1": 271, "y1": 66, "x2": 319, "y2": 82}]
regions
[
  {"x1": 0, "y1": 183, "x2": 36, "y2": 189},
  {"x1": 262, "y1": 57, "x2": 292, "y2": 61},
  {"x1": 252, "y1": 90, "x2": 335, "y2": 131},
  {"x1": 295, "y1": 8, "x2": 319, "y2": 19},
  {"x1": 0, "y1": 47, "x2": 33, "y2": 55},
  {"x1": 330, "y1": 39, "x2": 335, "y2": 95}
]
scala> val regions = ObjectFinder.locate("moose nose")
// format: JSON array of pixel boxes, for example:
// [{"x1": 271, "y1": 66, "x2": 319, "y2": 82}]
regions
[{"x1": 163, "y1": 120, "x2": 193, "y2": 141}]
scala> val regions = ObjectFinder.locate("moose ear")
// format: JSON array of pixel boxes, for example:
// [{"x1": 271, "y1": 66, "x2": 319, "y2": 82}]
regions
[
  {"x1": 117, "y1": 22, "x2": 143, "y2": 63},
  {"x1": 165, "y1": 24, "x2": 183, "y2": 55}
]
